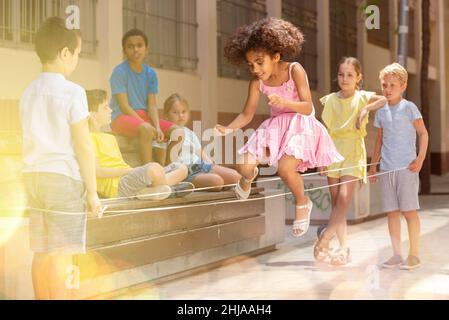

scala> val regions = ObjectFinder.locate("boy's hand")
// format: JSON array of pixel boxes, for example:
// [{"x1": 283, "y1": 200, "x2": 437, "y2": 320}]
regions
[
  {"x1": 156, "y1": 128, "x2": 164, "y2": 142},
  {"x1": 268, "y1": 94, "x2": 285, "y2": 106},
  {"x1": 214, "y1": 125, "x2": 233, "y2": 136},
  {"x1": 368, "y1": 167, "x2": 378, "y2": 183},
  {"x1": 356, "y1": 108, "x2": 368, "y2": 130},
  {"x1": 318, "y1": 167, "x2": 327, "y2": 176},
  {"x1": 408, "y1": 158, "x2": 424, "y2": 173},
  {"x1": 87, "y1": 193, "x2": 104, "y2": 218}
]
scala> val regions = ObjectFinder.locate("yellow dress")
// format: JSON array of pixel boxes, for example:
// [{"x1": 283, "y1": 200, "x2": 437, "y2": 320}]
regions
[
  {"x1": 90, "y1": 132, "x2": 131, "y2": 198},
  {"x1": 320, "y1": 90, "x2": 375, "y2": 182}
]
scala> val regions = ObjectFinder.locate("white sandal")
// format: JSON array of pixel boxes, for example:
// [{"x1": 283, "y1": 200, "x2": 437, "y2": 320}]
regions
[
  {"x1": 234, "y1": 167, "x2": 259, "y2": 200},
  {"x1": 136, "y1": 185, "x2": 172, "y2": 201},
  {"x1": 292, "y1": 198, "x2": 313, "y2": 237}
]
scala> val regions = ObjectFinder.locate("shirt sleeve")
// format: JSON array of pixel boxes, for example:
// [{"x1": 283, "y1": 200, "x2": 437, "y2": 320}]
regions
[
  {"x1": 374, "y1": 111, "x2": 381, "y2": 128},
  {"x1": 147, "y1": 68, "x2": 159, "y2": 95},
  {"x1": 69, "y1": 86, "x2": 89, "y2": 124},
  {"x1": 361, "y1": 91, "x2": 376, "y2": 106},
  {"x1": 407, "y1": 102, "x2": 423, "y2": 122},
  {"x1": 320, "y1": 94, "x2": 333, "y2": 129},
  {"x1": 110, "y1": 67, "x2": 127, "y2": 95}
]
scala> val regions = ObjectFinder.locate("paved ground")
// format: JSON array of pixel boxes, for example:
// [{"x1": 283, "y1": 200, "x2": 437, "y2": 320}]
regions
[{"x1": 113, "y1": 175, "x2": 449, "y2": 300}]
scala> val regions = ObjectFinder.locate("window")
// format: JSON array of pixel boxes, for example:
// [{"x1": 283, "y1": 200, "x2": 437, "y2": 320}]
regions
[
  {"x1": 0, "y1": 0, "x2": 97, "y2": 56},
  {"x1": 330, "y1": 0, "x2": 358, "y2": 91},
  {"x1": 123, "y1": 0, "x2": 198, "y2": 72},
  {"x1": 282, "y1": 0, "x2": 318, "y2": 90},
  {"x1": 367, "y1": 0, "x2": 390, "y2": 49},
  {"x1": 217, "y1": 0, "x2": 267, "y2": 80}
]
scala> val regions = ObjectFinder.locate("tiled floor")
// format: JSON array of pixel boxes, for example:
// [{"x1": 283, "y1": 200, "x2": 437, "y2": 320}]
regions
[{"x1": 113, "y1": 177, "x2": 449, "y2": 300}]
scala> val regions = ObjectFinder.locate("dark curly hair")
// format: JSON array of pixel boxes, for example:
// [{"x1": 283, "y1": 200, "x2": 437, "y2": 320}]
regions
[{"x1": 224, "y1": 18, "x2": 304, "y2": 65}]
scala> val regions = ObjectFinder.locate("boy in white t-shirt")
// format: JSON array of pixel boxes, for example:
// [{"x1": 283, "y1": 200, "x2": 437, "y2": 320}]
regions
[{"x1": 20, "y1": 17, "x2": 102, "y2": 299}]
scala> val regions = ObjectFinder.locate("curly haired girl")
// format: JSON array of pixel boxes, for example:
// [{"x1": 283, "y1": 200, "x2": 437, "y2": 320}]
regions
[{"x1": 215, "y1": 18, "x2": 343, "y2": 237}]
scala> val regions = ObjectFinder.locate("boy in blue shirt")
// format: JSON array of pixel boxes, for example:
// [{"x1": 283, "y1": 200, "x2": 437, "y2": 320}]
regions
[
  {"x1": 369, "y1": 63, "x2": 429, "y2": 270},
  {"x1": 110, "y1": 29, "x2": 184, "y2": 166}
]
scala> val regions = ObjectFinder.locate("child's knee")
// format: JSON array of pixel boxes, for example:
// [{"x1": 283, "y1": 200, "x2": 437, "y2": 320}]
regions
[
  {"x1": 209, "y1": 175, "x2": 225, "y2": 191},
  {"x1": 138, "y1": 124, "x2": 155, "y2": 139},
  {"x1": 403, "y1": 211, "x2": 419, "y2": 220},
  {"x1": 146, "y1": 162, "x2": 165, "y2": 179}
]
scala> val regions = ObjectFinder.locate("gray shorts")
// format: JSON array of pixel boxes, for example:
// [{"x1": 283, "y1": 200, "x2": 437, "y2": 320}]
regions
[
  {"x1": 379, "y1": 169, "x2": 420, "y2": 213},
  {"x1": 117, "y1": 163, "x2": 153, "y2": 197},
  {"x1": 23, "y1": 173, "x2": 87, "y2": 255}
]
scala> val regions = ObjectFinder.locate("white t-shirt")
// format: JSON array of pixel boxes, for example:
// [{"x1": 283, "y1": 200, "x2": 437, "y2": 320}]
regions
[
  {"x1": 20, "y1": 72, "x2": 89, "y2": 181},
  {"x1": 178, "y1": 127, "x2": 202, "y2": 165}
]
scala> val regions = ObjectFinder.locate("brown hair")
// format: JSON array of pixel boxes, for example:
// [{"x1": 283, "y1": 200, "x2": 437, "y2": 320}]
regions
[
  {"x1": 35, "y1": 17, "x2": 81, "y2": 64},
  {"x1": 122, "y1": 29, "x2": 149, "y2": 48},
  {"x1": 86, "y1": 89, "x2": 108, "y2": 112},
  {"x1": 337, "y1": 57, "x2": 363, "y2": 89},
  {"x1": 224, "y1": 18, "x2": 305, "y2": 65},
  {"x1": 163, "y1": 93, "x2": 189, "y2": 116}
]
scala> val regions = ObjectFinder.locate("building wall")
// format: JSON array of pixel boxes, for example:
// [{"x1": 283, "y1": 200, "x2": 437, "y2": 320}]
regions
[{"x1": 0, "y1": 0, "x2": 448, "y2": 174}]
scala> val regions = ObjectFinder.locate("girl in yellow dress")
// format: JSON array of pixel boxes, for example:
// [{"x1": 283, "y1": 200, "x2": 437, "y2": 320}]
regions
[{"x1": 314, "y1": 57, "x2": 386, "y2": 265}]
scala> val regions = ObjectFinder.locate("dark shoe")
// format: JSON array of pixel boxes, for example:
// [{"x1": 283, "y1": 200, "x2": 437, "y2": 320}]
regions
[
  {"x1": 170, "y1": 182, "x2": 195, "y2": 198},
  {"x1": 399, "y1": 255, "x2": 421, "y2": 270},
  {"x1": 381, "y1": 255, "x2": 404, "y2": 269}
]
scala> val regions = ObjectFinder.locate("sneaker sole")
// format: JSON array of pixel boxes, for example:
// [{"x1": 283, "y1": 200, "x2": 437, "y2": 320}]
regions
[{"x1": 399, "y1": 263, "x2": 421, "y2": 270}]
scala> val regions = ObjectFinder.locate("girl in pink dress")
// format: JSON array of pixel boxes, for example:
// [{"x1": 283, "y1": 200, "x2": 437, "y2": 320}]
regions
[{"x1": 215, "y1": 18, "x2": 343, "y2": 237}]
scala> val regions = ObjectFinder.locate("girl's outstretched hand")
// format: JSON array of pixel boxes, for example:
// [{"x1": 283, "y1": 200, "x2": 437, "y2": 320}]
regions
[{"x1": 214, "y1": 124, "x2": 233, "y2": 136}]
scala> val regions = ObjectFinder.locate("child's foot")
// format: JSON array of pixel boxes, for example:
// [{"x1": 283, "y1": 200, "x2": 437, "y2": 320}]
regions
[
  {"x1": 136, "y1": 185, "x2": 171, "y2": 201},
  {"x1": 292, "y1": 197, "x2": 313, "y2": 237},
  {"x1": 235, "y1": 167, "x2": 259, "y2": 200},
  {"x1": 169, "y1": 182, "x2": 195, "y2": 198},
  {"x1": 399, "y1": 255, "x2": 421, "y2": 270},
  {"x1": 381, "y1": 255, "x2": 404, "y2": 269},
  {"x1": 330, "y1": 247, "x2": 352, "y2": 266}
]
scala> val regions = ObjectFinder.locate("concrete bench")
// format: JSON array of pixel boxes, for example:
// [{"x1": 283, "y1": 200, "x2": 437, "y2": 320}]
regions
[{"x1": 1, "y1": 187, "x2": 286, "y2": 299}]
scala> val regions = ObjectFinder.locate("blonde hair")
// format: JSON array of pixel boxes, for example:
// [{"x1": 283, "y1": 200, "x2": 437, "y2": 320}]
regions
[
  {"x1": 163, "y1": 93, "x2": 189, "y2": 116},
  {"x1": 379, "y1": 63, "x2": 408, "y2": 85}
]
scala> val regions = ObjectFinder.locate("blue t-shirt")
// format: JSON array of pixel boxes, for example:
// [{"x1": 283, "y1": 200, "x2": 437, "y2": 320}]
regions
[
  {"x1": 110, "y1": 61, "x2": 159, "y2": 120},
  {"x1": 374, "y1": 99, "x2": 422, "y2": 171}
]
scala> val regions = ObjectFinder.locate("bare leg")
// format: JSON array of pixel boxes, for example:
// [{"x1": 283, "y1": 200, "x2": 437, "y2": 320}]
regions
[
  {"x1": 387, "y1": 211, "x2": 402, "y2": 256},
  {"x1": 403, "y1": 210, "x2": 420, "y2": 257},
  {"x1": 210, "y1": 165, "x2": 241, "y2": 187},
  {"x1": 321, "y1": 176, "x2": 358, "y2": 249},
  {"x1": 192, "y1": 173, "x2": 225, "y2": 192},
  {"x1": 32, "y1": 253, "x2": 51, "y2": 300},
  {"x1": 153, "y1": 147, "x2": 166, "y2": 166},
  {"x1": 146, "y1": 163, "x2": 168, "y2": 186},
  {"x1": 277, "y1": 155, "x2": 309, "y2": 236},
  {"x1": 236, "y1": 152, "x2": 259, "y2": 192},
  {"x1": 164, "y1": 164, "x2": 188, "y2": 186},
  {"x1": 165, "y1": 126, "x2": 185, "y2": 165},
  {"x1": 138, "y1": 124, "x2": 154, "y2": 164},
  {"x1": 47, "y1": 254, "x2": 75, "y2": 300}
]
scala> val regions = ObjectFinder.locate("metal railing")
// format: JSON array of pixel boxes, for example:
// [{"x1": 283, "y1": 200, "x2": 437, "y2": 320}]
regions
[
  {"x1": 0, "y1": 0, "x2": 97, "y2": 56},
  {"x1": 217, "y1": 0, "x2": 267, "y2": 80},
  {"x1": 282, "y1": 0, "x2": 318, "y2": 90},
  {"x1": 123, "y1": 0, "x2": 198, "y2": 72}
]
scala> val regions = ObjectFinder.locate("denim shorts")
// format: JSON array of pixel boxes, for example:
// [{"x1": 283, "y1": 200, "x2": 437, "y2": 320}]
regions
[
  {"x1": 23, "y1": 172, "x2": 87, "y2": 255},
  {"x1": 185, "y1": 162, "x2": 214, "y2": 182}
]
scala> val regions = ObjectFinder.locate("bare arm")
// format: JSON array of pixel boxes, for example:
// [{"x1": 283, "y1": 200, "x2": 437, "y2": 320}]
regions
[
  {"x1": 115, "y1": 93, "x2": 145, "y2": 120},
  {"x1": 409, "y1": 119, "x2": 429, "y2": 172},
  {"x1": 215, "y1": 79, "x2": 260, "y2": 134},
  {"x1": 267, "y1": 64, "x2": 313, "y2": 115},
  {"x1": 71, "y1": 118, "x2": 102, "y2": 215},
  {"x1": 147, "y1": 93, "x2": 164, "y2": 142},
  {"x1": 369, "y1": 128, "x2": 383, "y2": 182},
  {"x1": 95, "y1": 158, "x2": 132, "y2": 179},
  {"x1": 356, "y1": 95, "x2": 387, "y2": 129}
]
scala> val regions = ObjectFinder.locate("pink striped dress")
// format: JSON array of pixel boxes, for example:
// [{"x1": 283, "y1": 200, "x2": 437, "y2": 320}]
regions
[{"x1": 239, "y1": 62, "x2": 344, "y2": 172}]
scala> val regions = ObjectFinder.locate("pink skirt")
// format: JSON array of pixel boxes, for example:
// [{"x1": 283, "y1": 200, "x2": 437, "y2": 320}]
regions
[{"x1": 239, "y1": 112, "x2": 344, "y2": 172}]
